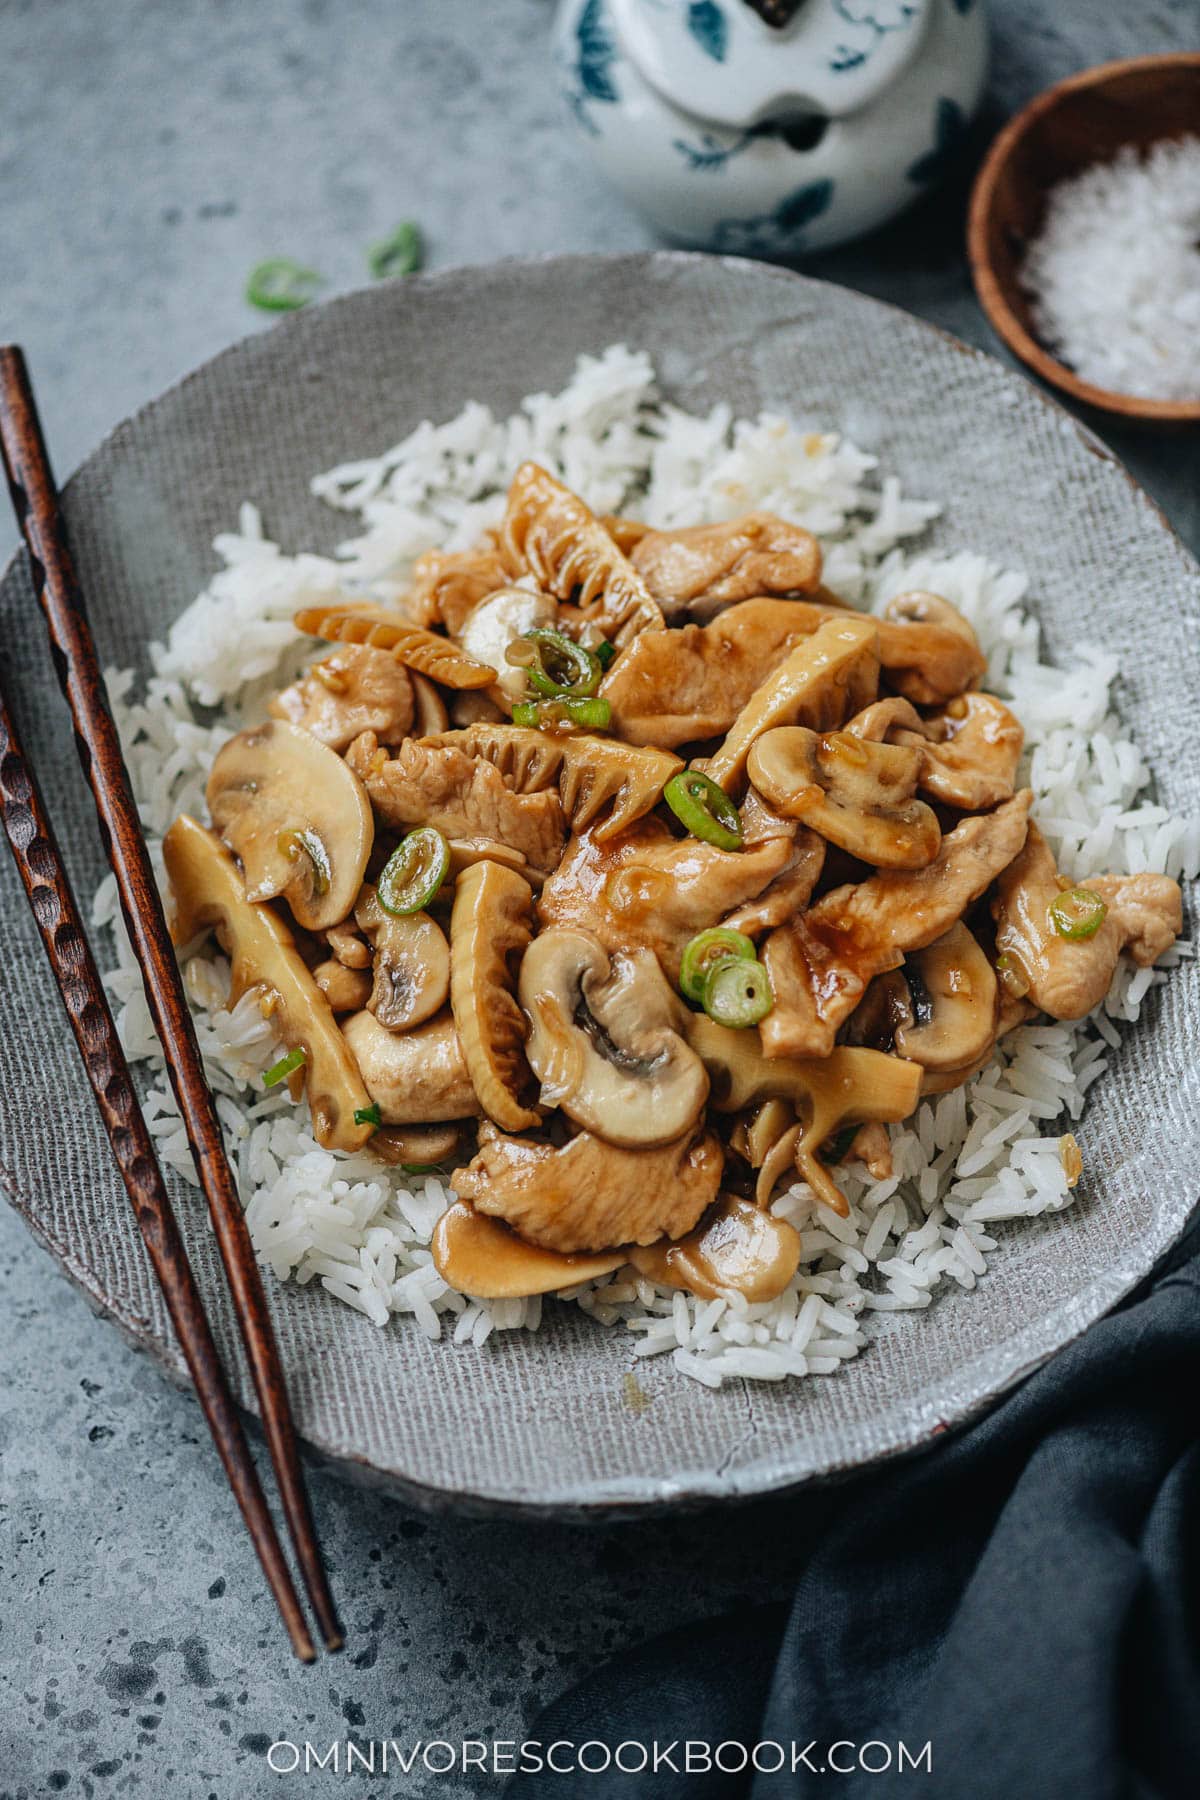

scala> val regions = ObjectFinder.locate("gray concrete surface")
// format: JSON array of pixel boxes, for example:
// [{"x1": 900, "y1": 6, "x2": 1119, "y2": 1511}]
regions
[{"x1": 1, "y1": 2, "x2": 1197, "y2": 1796}]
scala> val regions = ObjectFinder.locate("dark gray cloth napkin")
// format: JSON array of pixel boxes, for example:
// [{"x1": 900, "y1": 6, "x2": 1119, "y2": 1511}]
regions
[{"x1": 511, "y1": 1216, "x2": 1200, "y2": 1799}]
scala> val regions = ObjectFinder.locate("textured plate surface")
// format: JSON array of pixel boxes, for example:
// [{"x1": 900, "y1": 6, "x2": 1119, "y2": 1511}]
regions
[{"x1": 1, "y1": 253, "x2": 1196, "y2": 1516}]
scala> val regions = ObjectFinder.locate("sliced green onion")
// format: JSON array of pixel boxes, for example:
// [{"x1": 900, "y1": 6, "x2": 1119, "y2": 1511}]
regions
[
  {"x1": 245, "y1": 258, "x2": 323, "y2": 311},
  {"x1": 263, "y1": 1046, "x2": 306, "y2": 1088},
  {"x1": 402, "y1": 1162, "x2": 439, "y2": 1176},
  {"x1": 702, "y1": 958, "x2": 773, "y2": 1029},
  {"x1": 524, "y1": 628, "x2": 603, "y2": 699},
  {"x1": 377, "y1": 826, "x2": 450, "y2": 916},
  {"x1": 820, "y1": 1124, "x2": 858, "y2": 1166},
  {"x1": 510, "y1": 696, "x2": 612, "y2": 732},
  {"x1": 354, "y1": 1103, "x2": 383, "y2": 1129},
  {"x1": 277, "y1": 827, "x2": 330, "y2": 895},
  {"x1": 595, "y1": 640, "x2": 616, "y2": 669},
  {"x1": 663, "y1": 769, "x2": 742, "y2": 852},
  {"x1": 679, "y1": 927, "x2": 757, "y2": 1004},
  {"x1": 1049, "y1": 887, "x2": 1108, "y2": 941},
  {"x1": 367, "y1": 221, "x2": 424, "y2": 280}
]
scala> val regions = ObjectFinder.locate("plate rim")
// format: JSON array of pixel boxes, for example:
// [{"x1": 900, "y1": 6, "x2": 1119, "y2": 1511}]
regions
[{"x1": 2, "y1": 249, "x2": 1196, "y2": 1519}]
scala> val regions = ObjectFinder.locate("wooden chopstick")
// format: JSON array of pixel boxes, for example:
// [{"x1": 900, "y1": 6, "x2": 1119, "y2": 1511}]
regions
[{"x1": 0, "y1": 344, "x2": 342, "y2": 1657}]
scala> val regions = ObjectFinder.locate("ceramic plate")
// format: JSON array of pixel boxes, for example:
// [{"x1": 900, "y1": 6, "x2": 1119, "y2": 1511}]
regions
[{"x1": 1, "y1": 253, "x2": 1195, "y2": 1516}]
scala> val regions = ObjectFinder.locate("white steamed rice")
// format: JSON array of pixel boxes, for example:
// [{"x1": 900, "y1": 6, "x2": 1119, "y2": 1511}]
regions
[{"x1": 93, "y1": 346, "x2": 1198, "y2": 1388}]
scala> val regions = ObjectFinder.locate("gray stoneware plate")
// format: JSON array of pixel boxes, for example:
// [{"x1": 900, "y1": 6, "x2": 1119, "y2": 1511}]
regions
[{"x1": 1, "y1": 253, "x2": 1196, "y2": 1518}]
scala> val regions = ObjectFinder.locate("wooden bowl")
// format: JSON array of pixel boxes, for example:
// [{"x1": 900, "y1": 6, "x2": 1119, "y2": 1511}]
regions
[{"x1": 968, "y1": 53, "x2": 1200, "y2": 424}]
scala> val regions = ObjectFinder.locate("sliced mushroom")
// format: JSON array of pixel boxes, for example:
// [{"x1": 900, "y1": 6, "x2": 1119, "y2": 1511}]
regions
[
  {"x1": 432, "y1": 1200, "x2": 628, "y2": 1299},
  {"x1": 451, "y1": 1120, "x2": 723, "y2": 1253},
  {"x1": 313, "y1": 958, "x2": 373, "y2": 1013},
  {"x1": 370, "y1": 1121, "x2": 467, "y2": 1167},
  {"x1": 455, "y1": 584, "x2": 557, "y2": 705},
  {"x1": 686, "y1": 1015, "x2": 922, "y2": 1215},
  {"x1": 519, "y1": 928, "x2": 708, "y2": 1148},
  {"x1": 629, "y1": 1195, "x2": 802, "y2": 1303},
  {"x1": 902, "y1": 692, "x2": 1024, "y2": 810},
  {"x1": 449, "y1": 859, "x2": 540, "y2": 1132},
  {"x1": 163, "y1": 815, "x2": 374, "y2": 1153},
  {"x1": 341, "y1": 1008, "x2": 481, "y2": 1123},
  {"x1": 354, "y1": 886, "x2": 450, "y2": 1032},
  {"x1": 206, "y1": 719, "x2": 373, "y2": 934},
  {"x1": 893, "y1": 924, "x2": 999, "y2": 1071},
  {"x1": 445, "y1": 837, "x2": 535, "y2": 886},
  {"x1": 325, "y1": 921, "x2": 371, "y2": 970},
  {"x1": 747, "y1": 726, "x2": 940, "y2": 869},
  {"x1": 704, "y1": 614, "x2": 880, "y2": 793}
]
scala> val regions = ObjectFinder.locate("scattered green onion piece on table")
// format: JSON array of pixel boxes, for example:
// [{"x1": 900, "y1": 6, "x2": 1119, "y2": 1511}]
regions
[
  {"x1": 679, "y1": 926, "x2": 757, "y2": 1004},
  {"x1": 245, "y1": 258, "x2": 324, "y2": 311},
  {"x1": 1048, "y1": 887, "x2": 1108, "y2": 941},
  {"x1": 702, "y1": 958, "x2": 773, "y2": 1029},
  {"x1": 510, "y1": 696, "x2": 612, "y2": 731},
  {"x1": 263, "y1": 1046, "x2": 306, "y2": 1089},
  {"x1": 663, "y1": 769, "x2": 742, "y2": 852},
  {"x1": 354, "y1": 1103, "x2": 382, "y2": 1129},
  {"x1": 277, "y1": 827, "x2": 330, "y2": 895},
  {"x1": 377, "y1": 826, "x2": 450, "y2": 916},
  {"x1": 367, "y1": 221, "x2": 424, "y2": 280},
  {"x1": 524, "y1": 628, "x2": 602, "y2": 699}
]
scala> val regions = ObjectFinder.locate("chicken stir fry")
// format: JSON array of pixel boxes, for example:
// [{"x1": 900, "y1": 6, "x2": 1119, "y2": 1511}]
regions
[{"x1": 164, "y1": 464, "x2": 1183, "y2": 1307}]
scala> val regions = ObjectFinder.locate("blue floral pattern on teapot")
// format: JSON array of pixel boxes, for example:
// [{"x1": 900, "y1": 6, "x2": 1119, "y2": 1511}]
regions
[{"x1": 554, "y1": 0, "x2": 987, "y2": 254}]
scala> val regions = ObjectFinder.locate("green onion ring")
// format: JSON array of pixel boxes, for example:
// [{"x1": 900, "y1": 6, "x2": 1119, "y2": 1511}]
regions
[
  {"x1": 663, "y1": 769, "x2": 742, "y2": 852},
  {"x1": 524, "y1": 628, "x2": 603, "y2": 699},
  {"x1": 1048, "y1": 887, "x2": 1108, "y2": 941},
  {"x1": 679, "y1": 927, "x2": 757, "y2": 1004},
  {"x1": 367, "y1": 221, "x2": 424, "y2": 280},
  {"x1": 595, "y1": 640, "x2": 616, "y2": 669},
  {"x1": 510, "y1": 696, "x2": 612, "y2": 732},
  {"x1": 263, "y1": 1046, "x2": 306, "y2": 1089},
  {"x1": 702, "y1": 958, "x2": 773, "y2": 1029},
  {"x1": 377, "y1": 826, "x2": 450, "y2": 916},
  {"x1": 354, "y1": 1103, "x2": 383, "y2": 1129},
  {"x1": 245, "y1": 258, "x2": 324, "y2": 311}
]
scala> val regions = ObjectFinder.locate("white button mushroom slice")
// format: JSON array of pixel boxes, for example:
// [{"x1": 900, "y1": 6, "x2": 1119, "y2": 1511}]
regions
[
  {"x1": 162, "y1": 815, "x2": 374, "y2": 1154},
  {"x1": 205, "y1": 719, "x2": 373, "y2": 934},
  {"x1": 269, "y1": 644, "x2": 415, "y2": 752},
  {"x1": 703, "y1": 614, "x2": 881, "y2": 795},
  {"x1": 450, "y1": 1121, "x2": 723, "y2": 1253},
  {"x1": 454, "y1": 585, "x2": 557, "y2": 705},
  {"x1": 324, "y1": 920, "x2": 371, "y2": 970},
  {"x1": 432, "y1": 1200, "x2": 628, "y2": 1299},
  {"x1": 892, "y1": 923, "x2": 999, "y2": 1072},
  {"x1": 354, "y1": 886, "x2": 450, "y2": 1033},
  {"x1": 519, "y1": 928, "x2": 709, "y2": 1149},
  {"x1": 448, "y1": 859, "x2": 541, "y2": 1132},
  {"x1": 686, "y1": 1016, "x2": 922, "y2": 1217},
  {"x1": 340, "y1": 1009, "x2": 482, "y2": 1124},
  {"x1": 370, "y1": 1121, "x2": 467, "y2": 1168},
  {"x1": 292, "y1": 601, "x2": 498, "y2": 690},
  {"x1": 747, "y1": 726, "x2": 941, "y2": 870},
  {"x1": 444, "y1": 837, "x2": 536, "y2": 887},
  {"x1": 629, "y1": 1196, "x2": 802, "y2": 1304}
]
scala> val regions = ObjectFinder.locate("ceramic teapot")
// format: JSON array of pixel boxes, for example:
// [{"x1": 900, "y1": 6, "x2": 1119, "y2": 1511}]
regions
[{"x1": 553, "y1": 0, "x2": 988, "y2": 254}]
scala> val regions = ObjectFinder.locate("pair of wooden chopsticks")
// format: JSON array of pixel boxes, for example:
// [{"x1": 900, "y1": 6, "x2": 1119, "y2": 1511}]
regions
[{"x1": 0, "y1": 346, "x2": 341, "y2": 1662}]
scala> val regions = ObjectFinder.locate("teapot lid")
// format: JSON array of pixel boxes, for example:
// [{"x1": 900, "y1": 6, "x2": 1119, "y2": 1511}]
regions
[{"x1": 608, "y1": 0, "x2": 933, "y2": 129}]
